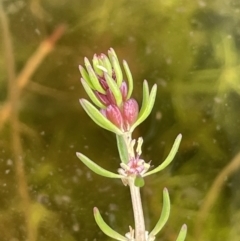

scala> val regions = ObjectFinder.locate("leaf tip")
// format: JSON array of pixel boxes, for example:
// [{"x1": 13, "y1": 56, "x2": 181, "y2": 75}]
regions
[
  {"x1": 93, "y1": 207, "x2": 99, "y2": 214},
  {"x1": 163, "y1": 187, "x2": 168, "y2": 193},
  {"x1": 79, "y1": 98, "x2": 86, "y2": 106},
  {"x1": 182, "y1": 224, "x2": 187, "y2": 230},
  {"x1": 177, "y1": 133, "x2": 182, "y2": 140}
]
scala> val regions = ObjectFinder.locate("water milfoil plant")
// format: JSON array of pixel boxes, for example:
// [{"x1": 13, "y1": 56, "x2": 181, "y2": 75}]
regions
[{"x1": 77, "y1": 48, "x2": 187, "y2": 241}]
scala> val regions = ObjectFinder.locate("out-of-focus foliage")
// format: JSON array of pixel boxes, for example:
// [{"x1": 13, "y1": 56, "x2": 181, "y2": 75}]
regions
[{"x1": 0, "y1": 0, "x2": 240, "y2": 241}]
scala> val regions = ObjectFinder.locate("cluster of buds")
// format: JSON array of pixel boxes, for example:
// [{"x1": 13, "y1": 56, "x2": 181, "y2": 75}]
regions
[{"x1": 79, "y1": 48, "x2": 157, "y2": 135}]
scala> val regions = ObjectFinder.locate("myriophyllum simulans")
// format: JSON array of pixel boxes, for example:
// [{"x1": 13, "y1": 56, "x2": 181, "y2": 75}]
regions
[{"x1": 76, "y1": 48, "x2": 187, "y2": 241}]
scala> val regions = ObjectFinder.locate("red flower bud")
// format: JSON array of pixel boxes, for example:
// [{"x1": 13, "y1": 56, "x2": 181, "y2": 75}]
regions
[
  {"x1": 105, "y1": 105, "x2": 123, "y2": 129},
  {"x1": 122, "y1": 99, "x2": 139, "y2": 126}
]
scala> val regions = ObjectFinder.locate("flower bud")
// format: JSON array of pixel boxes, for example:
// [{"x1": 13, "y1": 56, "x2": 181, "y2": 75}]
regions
[
  {"x1": 95, "y1": 92, "x2": 110, "y2": 106},
  {"x1": 106, "y1": 89, "x2": 117, "y2": 105},
  {"x1": 105, "y1": 105, "x2": 123, "y2": 129},
  {"x1": 120, "y1": 81, "x2": 128, "y2": 102},
  {"x1": 122, "y1": 98, "x2": 139, "y2": 126}
]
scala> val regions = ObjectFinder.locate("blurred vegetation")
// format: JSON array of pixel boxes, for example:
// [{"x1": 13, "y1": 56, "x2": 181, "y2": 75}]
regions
[{"x1": 0, "y1": 0, "x2": 240, "y2": 241}]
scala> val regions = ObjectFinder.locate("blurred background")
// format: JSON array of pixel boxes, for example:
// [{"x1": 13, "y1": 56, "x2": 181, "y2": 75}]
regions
[{"x1": 1, "y1": 0, "x2": 240, "y2": 241}]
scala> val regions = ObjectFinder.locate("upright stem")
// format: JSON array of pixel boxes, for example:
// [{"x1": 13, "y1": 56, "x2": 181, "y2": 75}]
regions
[{"x1": 128, "y1": 177, "x2": 146, "y2": 241}]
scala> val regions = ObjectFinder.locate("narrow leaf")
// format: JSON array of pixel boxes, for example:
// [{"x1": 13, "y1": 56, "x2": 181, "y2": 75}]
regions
[
  {"x1": 104, "y1": 73, "x2": 122, "y2": 106},
  {"x1": 101, "y1": 54, "x2": 112, "y2": 76},
  {"x1": 80, "y1": 99, "x2": 123, "y2": 135},
  {"x1": 116, "y1": 135, "x2": 129, "y2": 164},
  {"x1": 139, "y1": 80, "x2": 150, "y2": 117},
  {"x1": 79, "y1": 65, "x2": 94, "y2": 89},
  {"x1": 149, "y1": 188, "x2": 170, "y2": 237},
  {"x1": 93, "y1": 207, "x2": 128, "y2": 241},
  {"x1": 111, "y1": 56, "x2": 123, "y2": 87},
  {"x1": 92, "y1": 54, "x2": 103, "y2": 76},
  {"x1": 143, "y1": 134, "x2": 182, "y2": 177},
  {"x1": 108, "y1": 48, "x2": 120, "y2": 65},
  {"x1": 87, "y1": 65, "x2": 105, "y2": 94},
  {"x1": 130, "y1": 83, "x2": 157, "y2": 131},
  {"x1": 81, "y1": 78, "x2": 105, "y2": 109},
  {"x1": 176, "y1": 224, "x2": 187, "y2": 241},
  {"x1": 76, "y1": 152, "x2": 122, "y2": 178},
  {"x1": 84, "y1": 57, "x2": 105, "y2": 94},
  {"x1": 123, "y1": 60, "x2": 133, "y2": 99}
]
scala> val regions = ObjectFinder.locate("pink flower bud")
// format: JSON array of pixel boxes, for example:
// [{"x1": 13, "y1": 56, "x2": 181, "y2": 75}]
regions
[
  {"x1": 95, "y1": 92, "x2": 110, "y2": 106},
  {"x1": 122, "y1": 99, "x2": 139, "y2": 126},
  {"x1": 106, "y1": 89, "x2": 117, "y2": 105},
  {"x1": 98, "y1": 76, "x2": 108, "y2": 90},
  {"x1": 105, "y1": 105, "x2": 123, "y2": 129},
  {"x1": 120, "y1": 81, "x2": 128, "y2": 102}
]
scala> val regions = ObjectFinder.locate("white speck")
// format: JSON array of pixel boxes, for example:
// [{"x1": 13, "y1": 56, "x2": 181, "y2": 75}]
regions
[
  {"x1": 214, "y1": 97, "x2": 222, "y2": 103},
  {"x1": 72, "y1": 176, "x2": 79, "y2": 183},
  {"x1": 5, "y1": 169, "x2": 10, "y2": 174},
  {"x1": 166, "y1": 57, "x2": 172, "y2": 65},
  {"x1": 128, "y1": 36, "x2": 136, "y2": 42},
  {"x1": 40, "y1": 131, "x2": 45, "y2": 136},
  {"x1": 155, "y1": 111, "x2": 162, "y2": 120},
  {"x1": 69, "y1": 144, "x2": 74, "y2": 149},
  {"x1": 109, "y1": 203, "x2": 118, "y2": 211},
  {"x1": 145, "y1": 46, "x2": 152, "y2": 55},
  {"x1": 198, "y1": 1, "x2": 206, "y2": 7},
  {"x1": 157, "y1": 78, "x2": 167, "y2": 87},
  {"x1": 62, "y1": 195, "x2": 71, "y2": 203},
  {"x1": 76, "y1": 168, "x2": 83, "y2": 176},
  {"x1": 86, "y1": 171, "x2": 92, "y2": 180},
  {"x1": 72, "y1": 223, "x2": 79, "y2": 232},
  {"x1": 7, "y1": 159, "x2": 13, "y2": 165},
  {"x1": 35, "y1": 28, "x2": 41, "y2": 35},
  {"x1": 216, "y1": 125, "x2": 221, "y2": 131}
]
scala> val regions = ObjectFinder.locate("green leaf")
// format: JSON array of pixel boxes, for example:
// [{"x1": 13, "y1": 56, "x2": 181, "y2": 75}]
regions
[
  {"x1": 80, "y1": 99, "x2": 123, "y2": 135},
  {"x1": 111, "y1": 56, "x2": 123, "y2": 87},
  {"x1": 92, "y1": 54, "x2": 103, "y2": 76},
  {"x1": 134, "y1": 175, "x2": 145, "y2": 187},
  {"x1": 79, "y1": 65, "x2": 94, "y2": 89},
  {"x1": 76, "y1": 152, "x2": 122, "y2": 178},
  {"x1": 149, "y1": 188, "x2": 170, "y2": 237},
  {"x1": 93, "y1": 207, "x2": 128, "y2": 241},
  {"x1": 130, "y1": 82, "x2": 157, "y2": 131},
  {"x1": 143, "y1": 134, "x2": 182, "y2": 177},
  {"x1": 123, "y1": 60, "x2": 133, "y2": 99},
  {"x1": 104, "y1": 72, "x2": 122, "y2": 106},
  {"x1": 81, "y1": 79, "x2": 105, "y2": 109},
  {"x1": 176, "y1": 224, "x2": 187, "y2": 241},
  {"x1": 84, "y1": 57, "x2": 105, "y2": 94},
  {"x1": 108, "y1": 48, "x2": 120, "y2": 65},
  {"x1": 116, "y1": 135, "x2": 129, "y2": 164},
  {"x1": 101, "y1": 54, "x2": 112, "y2": 76}
]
